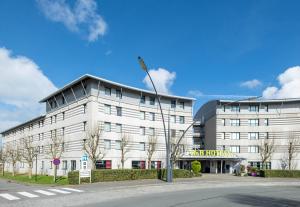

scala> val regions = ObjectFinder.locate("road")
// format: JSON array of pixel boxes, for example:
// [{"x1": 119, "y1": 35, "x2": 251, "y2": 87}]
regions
[{"x1": 1, "y1": 175, "x2": 300, "y2": 207}]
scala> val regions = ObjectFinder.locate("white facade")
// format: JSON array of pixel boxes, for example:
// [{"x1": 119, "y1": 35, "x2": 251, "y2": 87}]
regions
[
  {"x1": 194, "y1": 99, "x2": 300, "y2": 170},
  {"x1": 1, "y1": 74, "x2": 194, "y2": 176}
]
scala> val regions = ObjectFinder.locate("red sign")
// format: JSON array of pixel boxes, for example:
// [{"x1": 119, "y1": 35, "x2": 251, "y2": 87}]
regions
[{"x1": 53, "y1": 158, "x2": 60, "y2": 166}]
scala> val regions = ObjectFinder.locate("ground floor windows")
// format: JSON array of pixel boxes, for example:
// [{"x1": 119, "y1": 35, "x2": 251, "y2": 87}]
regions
[
  {"x1": 71, "y1": 160, "x2": 76, "y2": 171},
  {"x1": 62, "y1": 160, "x2": 67, "y2": 170},
  {"x1": 248, "y1": 161, "x2": 271, "y2": 170},
  {"x1": 132, "y1": 161, "x2": 145, "y2": 169},
  {"x1": 95, "y1": 160, "x2": 112, "y2": 169},
  {"x1": 151, "y1": 161, "x2": 161, "y2": 169}
]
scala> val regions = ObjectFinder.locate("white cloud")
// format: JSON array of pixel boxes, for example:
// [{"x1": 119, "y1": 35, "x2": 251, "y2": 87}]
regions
[
  {"x1": 0, "y1": 47, "x2": 57, "y2": 132},
  {"x1": 262, "y1": 66, "x2": 300, "y2": 99},
  {"x1": 188, "y1": 90, "x2": 204, "y2": 98},
  {"x1": 240, "y1": 79, "x2": 262, "y2": 89},
  {"x1": 36, "y1": 0, "x2": 107, "y2": 42},
  {"x1": 187, "y1": 90, "x2": 255, "y2": 99},
  {"x1": 143, "y1": 68, "x2": 176, "y2": 94}
]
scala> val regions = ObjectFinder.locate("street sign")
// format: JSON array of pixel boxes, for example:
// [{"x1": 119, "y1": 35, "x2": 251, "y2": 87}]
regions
[
  {"x1": 81, "y1": 154, "x2": 88, "y2": 161},
  {"x1": 79, "y1": 169, "x2": 91, "y2": 184},
  {"x1": 53, "y1": 158, "x2": 60, "y2": 166}
]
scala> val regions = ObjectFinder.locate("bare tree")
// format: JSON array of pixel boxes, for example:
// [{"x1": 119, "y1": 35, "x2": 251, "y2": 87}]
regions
[
  {"x1": 120, "y1": 134, "x2": 130, "y2": 169},
  {"x1": 48, "y1": 132, "x2": 64, "y2": 182},
  {"x1": 21, "y1": 136, "x2": 37, "y2": 179},
  {"x1": 83, "y1": 124, "x2": 105, "y2": 170},
  {"x1": 286, "y1": 133, "x2": 300, "y2": 170},
  {"x1": 0, "y1": 147, "x2": 8, "y2": 176},
  {"x1": 147, "y1": 136, "x2": 157, "y2": 169},
  {"x1": 259, "y1": 137, "x2": 275, "y2": 170},
  {"x1": 170, "y1": 134, "x2": 187, "y2": 168},
  {"x1": 5, "y1": 142, "x2": 21, "y2": 176}
]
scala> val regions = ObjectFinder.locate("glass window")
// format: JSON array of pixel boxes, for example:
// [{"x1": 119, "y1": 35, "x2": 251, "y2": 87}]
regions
[
  {"x1": 83, "y1": 122, "x2": 87, "y2": 131},
  {"x1": 83, "y1": 104, "x2": 87, "y2": 114},
  {"x1": 139, "y1": 142, "x2": 145, "y2": 151},
  {"x1": 248, "y1": 146, "x2": 259, "y2": 153},
  {"x1": 248, "y1": 119, "x2": 259, "y2": 126},
  {"x1": 104, "y1": 104, "x2": 111, "y2": 114},
  {"x1": 115, "y1": 140, "x2": 121, "y2": 150},
  {"x1": 151, "y1": 161, "x2": 162, "y2": 169},
  {"x1": 71, "y1": 160, "x2": 76, "y2": 171},
  {"x1": 132, "y1": 161, "x2": 145, "y2": 169},
  {"x1": 149, "y1": 128, "x2": 155, "y2": 136},
  {"x1": 248, "y1": 132, "x2": 259, "y2": 140},
  {"x1": 104, "y1": 122, "x2": 111, "y2": 132},
  {"x1": 116, "y1": 107, "x2": 122, "y2": 116},
  {"x1": 221, "y1": 119, "x2": 225, "y2": 126},
  {"x1": 150, "y1": 97, "x2": 155, "y2": 105},
  {"x1": 140, "y1": 111, "x2": 145, "y2": 120},
  {"x1": 95, "y1": 160, "x2": 111, "y2": 169},
  {"x1": 140, "y1": 127, "x2": 145, "y2": 135},
  {"x1": 231, "y1": 105, "x2": 240, "y2": 112},
  {"x1": 105, "y1": 87, "x2": 111, "y2": 96},
  {"x1": 179, "y1": 116, "x2": 185, "y2": 124},
  {"x1": 171, "y1": 115, "x2": 176, "y2": 123},
  {"x1": 231, "y1": 132, "x2": 240, "y2": 140},
  {"x1": 221, "y1": 132, "x2": 225, "y2": 139},
  {"x1": 263, "y1": 105, "x2": 269, "y2": 112},
  {"x1": 249, "y1": 105, "x2": 259, "y2": 112},
  {"x1": 116, "y1": 89, "x2": 122, "y2": 99},
  {"x1": 178, "y1": 101, "x2": 184, "y2": 109},
  {"x1": 116, "y1": 124, "x2": 122, "y2": 133},
  {"x1": 104, "y1": 139, "x2": 111, "y2": 150},
  {"x1": 171, "y1": 129, "x2": 176, "y2": 137},
  {"x1": 149, "y1": 112, "x2": 155, "y2": 121},
  {"x1": 264, "y1": 119, "x2": 269, "y2": 126},
  {"x1": 62, "y1": 112, "x2": 65, "y2": 120},
  {"x1": 62, "y1": 160, "x2": 67, "y2": 170},
  {"x1": 140, "y1": 95, "x2": 146, "y2": 104},
  {"x1": 171, "y1": 100, "x2": 176, "y2": 108},
  {"x1": 230, "y1": 146, "x2": 240, "y2": 153},
  {"x1": 230, "y1": 119, "x2": 240, "y2": 126}
]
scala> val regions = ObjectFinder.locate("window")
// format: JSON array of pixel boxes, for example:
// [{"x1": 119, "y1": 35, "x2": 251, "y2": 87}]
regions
[
  {"x1": 62, "y1": 142, "x2": 65, "y2": 152},
  {"x1": 62, "y1": 127, "x2": 65, "y2": 136},
  {"x1": 140, "y1": 95, "x2": 146, "y2": 104},
  {"x1": 132, "y1": 161, "x2": 145, "y2": 169},
  {"x1": 116, "y1": 107, "x2": 122, "y2": 116},
  {"x1": 62, "y1": 112, "x2": 65, "y2": 120},
  {"x1": 104, "y1": 139, "x2": 111, "y2": 150},
  {"x1": 230, "y1": 146, "x2": 240, "y2": 153},
  {"x1": 104, "y1": 122, "x2": 111, "y2": 132},
  {"x1": 151, "y1": 161, "x2": 161, "y2": 169},
  {"x1": 83, "y1": 104, "x2": 87, "y2": 114},
  {"x1": 140, "y1": 111, "x2": 145, "y2": 120},
  {"x1": 149, "y1": 128, "x2": 155, "y2": 136},
  {"x1": 231, "y1": 105, "x2": 240, "y2": 112},
  {"x1": 171, "y1": 129, "x2": 176, "y2": 137},
  {"x1": 248, "y1": 146, "x2": 259, "y2": 153},
  {"x1": 171, "y1": 100, "x2": 176, "y2": 108},
  {"x1": 149, "y1": 97, "x2": 155, "y2": 105},
  {"x1": 249, "y1": 161, "x2": 271, "y2": 170},
  {"x1": 71, "y1": 160, "x2": 76, "y2": 171},
  {"x1": 116, "y1": 124, "x2": 122, "y2": 133},
  {"x1": 179, "y1": 116, "x2": 185, "y2": 124},
  {"x1": 139, "y1": 142, "x2": 145, "y2": 151},
  {"x1": 149, "y1": 112, "x2": 155, "y2": 121},
  {"x1": 248, "y1": 119, "x2": 259, "y2": 126},
  {"x1": 51, "y1": 116, "x2": 53, "y2": 124},
  {"x1": 116, "y1": 89, "x2": 122, "y2": 99},
  {"x1": 140, "y1": 127, "x2": 145, "y2": 135},
  {"x1": 62, "y1": 160, "x2": 67, "y2": 170},
  {"x1": 105, "y1": 87, "x2": 111, "y2": 96},
  {"x1": 248, "y1": 132, "x2": 259, "y2": 140},
  {"x1": 179, "y1": 101, "x2": 184, "y2": 109},
  {"x1": 62, "y1": 96, "x2": 66, "y2": 104},
  {"x1": 38, "y1": 134, "x2": 41, "y2": 141},
  {"x1": 115, "y1": 140, "x2": 121, "y2": 150},
  {"x1": 249, "y1": 105, "x2": 259, "y2": 112},
  {"x1": 95, "y1": 160, "x2": 112, "y2": 169},
  {"x1": 104, "y1": 104, "x2": 111, "y2": 114},
  {"x1": 221, "y1": 119, "x2": 225, "y2": 126},
  {"x1": 264, "y1": 119, "x2": 269, "y2": 126},
  {"x1": 221, "y1": 132, "x2": 225, "y2": 139},
  {"x1": 263, "y1": 105, "x2": 269, "y2": 112},
  {"x1": 54, "y1": 115, "x2": 57, "y2": 123},
  {"x1": 171, "y1": 115, "x2": 176, "y2": 123},
  {"x1": 231, "y1": 132, "x2": 240, "y2": 140},
  {"x1": 83, "y1": 121, "x2": 87, "y2": 131},
  {"x1": 230, "y1": 119, "x2": 240, "y2": 126}
]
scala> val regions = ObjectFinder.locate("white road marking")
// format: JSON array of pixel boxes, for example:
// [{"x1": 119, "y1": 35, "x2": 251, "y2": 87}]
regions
[
  {"x1": 34, "y1": 190, "x2": 56, "y2": 196},
  {"x1": 17, "y1": 192, "x2": 39, "y2": 198},
  {"x1": 0, "y1": 193, "x2": 20, "y2": 200},
  {"x1": 48, "y1": 189, "x2": 71, "y2": 194},
  {"x1": 61, "y1": 188, "x2": 84, "y2": 192}
]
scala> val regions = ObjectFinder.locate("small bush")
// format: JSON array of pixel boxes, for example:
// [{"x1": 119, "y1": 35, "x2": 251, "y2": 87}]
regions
[
  {"x1": 260, "y1": 170, "x2": 300, "y2": 178},
  {"x1": 191, "y1": 161, "x2": 201, "y2": 175}
]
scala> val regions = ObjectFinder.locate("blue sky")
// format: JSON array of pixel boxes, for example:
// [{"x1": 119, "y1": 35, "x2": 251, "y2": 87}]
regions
[{"x1": 1, "y1": 0, "x2": 300, "y2": 131}]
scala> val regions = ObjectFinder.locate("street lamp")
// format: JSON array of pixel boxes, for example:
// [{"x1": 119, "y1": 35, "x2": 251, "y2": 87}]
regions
[{"x1": 138, "y1": 56, "x2": 172, "y2": 182}]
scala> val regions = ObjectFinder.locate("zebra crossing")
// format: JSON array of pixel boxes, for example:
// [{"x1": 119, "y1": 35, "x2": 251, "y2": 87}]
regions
[{"x1": 0, "y1": 187, "x2": 84, "y2": 201}]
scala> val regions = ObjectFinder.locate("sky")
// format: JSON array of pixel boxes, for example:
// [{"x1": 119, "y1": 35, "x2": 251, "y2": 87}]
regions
[{"x1": 1, "y1": 0, "x2": 300, "y2": 132}]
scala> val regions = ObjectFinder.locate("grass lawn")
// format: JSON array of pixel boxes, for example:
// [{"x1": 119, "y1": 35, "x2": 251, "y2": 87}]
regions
[{"x1": 0, "y1": 172, "x2": 69, "y2": 185}]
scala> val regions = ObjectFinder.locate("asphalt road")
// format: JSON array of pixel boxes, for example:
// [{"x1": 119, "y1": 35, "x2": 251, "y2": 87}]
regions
[{"x1": 1, "y1": 175, "x2": 300, "y2": 207}]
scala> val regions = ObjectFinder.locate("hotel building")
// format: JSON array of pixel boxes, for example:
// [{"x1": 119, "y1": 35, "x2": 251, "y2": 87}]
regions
[
  {"x1": 1, "y1": 74, "x2": 194, "y2": 176},
  {"x1": 193, "y1": 99, "x2": 300, "y2": 173}
]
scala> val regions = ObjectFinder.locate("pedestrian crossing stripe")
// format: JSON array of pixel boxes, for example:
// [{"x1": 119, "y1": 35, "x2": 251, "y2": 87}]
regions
[
  {"x1": 48, "y1": 189, "x2": 71, "y2": 194},
  {"x1": 17, "y1": 192, "x2": 39, "y2": 198},
  {"x1": 34, "y1": 190, "x2": 56, "y2": 196},
  {"x1": 0, "y1": 193, "x2": 20, "y2": 200},
  {"x1": 61, "y1": 188, "x2": 84, "y2": 192}
]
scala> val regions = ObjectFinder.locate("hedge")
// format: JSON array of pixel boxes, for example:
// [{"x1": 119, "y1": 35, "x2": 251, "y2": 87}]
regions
[
  {"x1": 68, "y1": 169, "x2": 193, "y2": 185},
  {"x1": 260, "y1": 170, "x2": 300, "y2": 178}
]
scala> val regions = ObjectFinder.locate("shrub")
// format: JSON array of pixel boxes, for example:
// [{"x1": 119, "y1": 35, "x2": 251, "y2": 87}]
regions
[
  {"x1": 68, "y1": 169, "x2": 193, "y2": 185},
  {"x1": 240, "y1": 165, "x2": 245, "y2": 173},
  {"x1": 191, "y1": 161, "x2": 201, "y2": 175},
  {"x1": 260, "y1": 170, "x2": 300, "y2": 178}
]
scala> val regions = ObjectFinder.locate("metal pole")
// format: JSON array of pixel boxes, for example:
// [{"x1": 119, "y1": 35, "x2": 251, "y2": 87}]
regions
[
  {"x1": 35, "y1": 154, "x2": 37, "y2": 182},
  {"x1": 138, "y1": 57, "x2": 171, "y2": 182}
]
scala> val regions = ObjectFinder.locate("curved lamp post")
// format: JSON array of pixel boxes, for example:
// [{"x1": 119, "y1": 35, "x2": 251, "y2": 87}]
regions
[{"x1": 138, "y1": 56, "x2": 172, "y2": 182}]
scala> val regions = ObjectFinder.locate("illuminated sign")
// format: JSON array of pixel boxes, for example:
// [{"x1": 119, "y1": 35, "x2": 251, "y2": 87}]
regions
[{"x1": 188, "y1": 150, "x2": 234, "y2": 157}]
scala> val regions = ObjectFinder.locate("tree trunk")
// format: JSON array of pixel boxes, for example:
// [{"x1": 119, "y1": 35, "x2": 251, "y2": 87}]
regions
[
  {"x1": 28, "y1": 163, "x2": 32, "y2": 179},
  {"x1": 148, "y1": 159, "x2": 151, "y2": 169},
  {"x1": 2, "y1": 163, "x2": 4, "y2": 176},
  {"x1": 12, "y1": 163, "x2": 15, "y2": 176}
]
